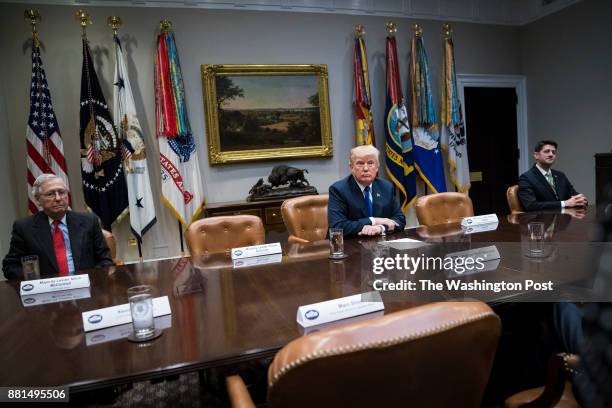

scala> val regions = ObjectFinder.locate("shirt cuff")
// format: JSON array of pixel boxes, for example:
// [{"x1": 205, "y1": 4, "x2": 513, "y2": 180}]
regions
[
  {"x1": 560, "y1": 200, "x2": 565, "y2": 209},
  {"x1": 369, "y1": 217, "x2": 375, "y2": 225}
]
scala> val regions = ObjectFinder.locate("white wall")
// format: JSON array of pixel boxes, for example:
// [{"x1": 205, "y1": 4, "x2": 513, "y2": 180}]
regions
[
  {"x1": 0, "y1": 3, "x2": 521, "y2": 261},
  {"x1": 520, "y1": 0, "x2": 612, "y2": 202}
]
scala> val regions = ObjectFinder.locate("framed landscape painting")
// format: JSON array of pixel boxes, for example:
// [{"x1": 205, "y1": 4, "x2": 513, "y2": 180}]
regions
[{"x1": 201, "y1": 64, "x2": 333, "y2": 164}]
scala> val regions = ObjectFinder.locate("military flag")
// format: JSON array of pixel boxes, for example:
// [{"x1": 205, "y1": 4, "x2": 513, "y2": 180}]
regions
[
  {"x1": 384, "y1": 25, "x2": 416, "y2": 211},
  {"x1": 79, "y1": 35, "x2": 129, "y2": 230},
  {"x1": 112, "y1": 30, "x2": 157, "y2": 242},
  {"x1": 26, "y1": 34, "x2": 70, "y2": 213},
  {"x1": 441, "y1": 25, "x2": 470, "y2": 193},
  {"x1": 409, "y1": 25, "x2": 447, "y2": 193},
  {"x1": 155, "y1": 25, "x2": 204, "y2": 226},
  {"x1": 353, "y1": 26, "x2": 375, "y2": 146}
]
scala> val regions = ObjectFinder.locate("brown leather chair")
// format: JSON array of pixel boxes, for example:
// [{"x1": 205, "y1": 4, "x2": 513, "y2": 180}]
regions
[
  {"x1": 226, "y1": 301, "x2": 501, "y2": 408},
  {"x1": 507, "y1": 185, "x2": 524, "y2": 214},
  {"x1": 102, "y1": 229, "x2": 122, "y2": 265},
  {"x1": 416, "y1": 192, "x2": 474, "y2": 227},
  {"x1": 505, "y1": 353, "x2": 580, "y2": 408},
  {"x1": 281, "y1": 194, "x2": 328, "y2": 244},
  {"x1": 185, "y1": 215, "x2": 265, "y2": 256}
]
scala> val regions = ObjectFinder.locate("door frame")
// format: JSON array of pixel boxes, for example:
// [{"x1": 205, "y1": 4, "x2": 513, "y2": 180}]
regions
[{"x1": 457, "y1": 74, "x2": 529, "y2": 175}]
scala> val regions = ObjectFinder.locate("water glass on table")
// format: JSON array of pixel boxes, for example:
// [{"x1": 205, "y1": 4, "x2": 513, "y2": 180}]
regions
[
  {"x1": 127, "y1": 285, "x2": 156, "y2": 340},
  {"x1": 21, "y1": 255, "x2": 40, "y2": 281}
]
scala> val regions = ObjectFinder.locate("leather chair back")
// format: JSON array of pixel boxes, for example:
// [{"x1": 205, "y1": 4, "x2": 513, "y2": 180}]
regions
[
  {"x1": 506, "y1": 185, "x2": 524, "y2": 214},
  {"x1": 185, "y1": 215, "x2": 265, "y2": 256},
  {"x1": 102, "y1": 229, "x2": 117, "y2": 261},
  {"x1": 266, "y1": 302, "x2": 501, "y2": 408},
  {"x1": 281, "y1": 194, "x2": 328, "y2": 243},
  {"x1": 416, "y1": 192, "x2": 474, "y2": 226}
]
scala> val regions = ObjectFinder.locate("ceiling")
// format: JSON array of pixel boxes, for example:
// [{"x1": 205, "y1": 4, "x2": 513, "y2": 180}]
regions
[{"x1": 6, "y1": 0, "x2": 581, "y2": 25}]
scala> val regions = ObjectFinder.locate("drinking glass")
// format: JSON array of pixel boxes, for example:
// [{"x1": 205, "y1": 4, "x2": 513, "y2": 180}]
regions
[
  {"x1": 127, "y1": 285, "x2": 156, "y2": 339},
  {"x1": 527, "y1": 222, "x2": 545, "y2": 255},
  {"x1": 21, "y1": 255, "x2": 40, "y2": 281},
  {"x1": 329, "y1": 228, "x2": 344, "y2": 258}
]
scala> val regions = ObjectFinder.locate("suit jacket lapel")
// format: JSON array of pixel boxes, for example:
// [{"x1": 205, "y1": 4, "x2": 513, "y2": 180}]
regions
[
  {"x1": 66, "y1": 212, "x2": 83, "y2": 270},
  {"x1": 348, "y1": 176, "x2": 368, "y2": 218},
  {"x1": 32, "y1": 212, "x2": 58, "y2": 273},
  {"x1": 531, "y1": 166, "x2": 558, "y2": 199}
]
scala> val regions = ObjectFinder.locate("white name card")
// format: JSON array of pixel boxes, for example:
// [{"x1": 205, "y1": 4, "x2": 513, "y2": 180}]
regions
[
  {"x1": 21, "y1": 287, "x2": 91, "y2": 307},
  {"x1": 296, "y1": 291, "x2": 384, "y2": 328},
  {"x1": 233, "y1": 253, "x2": 282, "y2": 268},
  {"x1": 20, "y1": 274, "x2": 90, "y2": 296},
  {"x1": 231, "y1": 242, "x2": 282, "y2": 260},
  {"x1": 461, "y1": 214, "x2": 499, "y2": 227},
  {"x1": 82, "y1": 296, "x2": 172, "y2": 332},
  {"x1": 85, "y1": 315, "x2": 172, "y2": 346},
  {"x1": 462, "y1": 222, "x2": 499, "y2": 234}
]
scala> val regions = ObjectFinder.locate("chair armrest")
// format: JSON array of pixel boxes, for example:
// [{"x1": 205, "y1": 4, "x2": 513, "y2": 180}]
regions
[
  {"x1": 519, "y1": 353, "x2": 579, "y2": 408},
  {"x1": 288, "y1": 235, "x2": 310, "y2": 244},
  {"x1": 226, "y1": 375, "x2": 256, "y2": 408}
]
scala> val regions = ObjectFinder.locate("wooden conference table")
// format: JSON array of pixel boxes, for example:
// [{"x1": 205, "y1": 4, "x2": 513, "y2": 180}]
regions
[{"x1": 0, "y1": 209, "x2": 605, "y2": 393}]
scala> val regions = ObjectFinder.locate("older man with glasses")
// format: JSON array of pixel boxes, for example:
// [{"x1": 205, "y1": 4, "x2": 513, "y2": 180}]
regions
[
  {"x1": 328, "y1": 145, "x2": 406, "y2": 238},
  {"x1": 2, "y1": 174, "x2": 112, "y2": 280}
]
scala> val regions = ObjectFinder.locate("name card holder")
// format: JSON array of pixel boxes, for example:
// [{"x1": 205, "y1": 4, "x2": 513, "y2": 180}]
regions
[
  {"x1": 296, "y1": 291, "x2": 384, "y2": 328},
  {"x1": 20, "y1": 274, "x2": 90, "y2": 296},
  {"x1": 231, "y1": 242, "x2": 282, "y2": 260},
  {"x1": 85, "y1": 315, "x2": 172, "y2": 346},
  {"x1": 461, "y1": 214, "x2": 499, "y2": 227},
  {"x1": 22, "y1": 287, "x2": 91, "y2": 307},
  {"x1": 233, "y1": 253, "x2": 282, "y2": 268},
  {"x1": 82, "y1": 296, "x2": 172, "y2": 332}
]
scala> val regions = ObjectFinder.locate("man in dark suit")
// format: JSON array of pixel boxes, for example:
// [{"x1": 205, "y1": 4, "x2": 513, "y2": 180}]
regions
[
  {"x1": 2, "y1": 174, "x2": 112, "y2": 280},
  {"x1": 518, "y1": 140, "x2": 588, "y2": 212},
  {"x1": 328, "y1": 145, "x2": 406, "y2": 238}
]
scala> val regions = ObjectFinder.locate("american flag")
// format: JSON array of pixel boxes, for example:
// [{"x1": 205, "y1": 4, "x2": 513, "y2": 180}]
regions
[{"x1": 26, "y1": 45, "x2": 70, "y2": 213}]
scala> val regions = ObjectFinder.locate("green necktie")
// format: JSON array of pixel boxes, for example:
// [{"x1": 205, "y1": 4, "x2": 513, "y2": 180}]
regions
[{"x1": 545, "y1": 171, "x2": 555, "y2": 189}]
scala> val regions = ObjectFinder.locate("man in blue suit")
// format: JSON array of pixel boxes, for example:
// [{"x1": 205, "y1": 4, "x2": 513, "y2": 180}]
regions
[
  {"x1": 518, "y1": 140, "x2": 587, "y2": 212},
  {"x1": 328, "y1": 145, "x2": 406, "y2": 237}
]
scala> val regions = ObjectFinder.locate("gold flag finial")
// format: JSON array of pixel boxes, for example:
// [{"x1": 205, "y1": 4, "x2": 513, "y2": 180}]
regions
[
  {"x1": 443, "y1": 23, "x2": 452, "y2": 39},
  {"x1": 107, "y1": 16, "x2": 122, "y2": 35},
  {"x1": 24, "y1": 9, "x2": 41, "y2": 47},
  {"x1": 160, "y1": 19, "x2": 172, "y2": 32},
  {"x1": 354, "y1": 24, "x2": 365, "y2": 38},
  {"x1": 385, "y1": 21, "x2": 397, "y2": 36},
  {"x1": 75, "y1": 9, "x2": 92, "y2": 37},
  {"x1": 413, "y1": 23, "x2": 423, "y2": 37}
]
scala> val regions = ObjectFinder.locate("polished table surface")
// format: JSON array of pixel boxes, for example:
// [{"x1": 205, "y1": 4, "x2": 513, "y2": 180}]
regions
[{"x1": 0, "y1": 209, "x2": 606, "y2": 392}]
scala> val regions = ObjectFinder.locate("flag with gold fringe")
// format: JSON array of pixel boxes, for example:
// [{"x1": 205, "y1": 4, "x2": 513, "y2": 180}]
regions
[
  {"x1": 155, "y1": 24, "x2": 204, "y2": 226},
  {"x1": 79, "y1": 35, "x2": 128, "y2": 230},
  {"x1": 353, "y1": 26, "x2": 375, "y2": 146},
  {"x1": 409, "y1": 25, "x2": 447, "y2": 194},
  {"x1": 113, "y1": 30, "x2": 157, "y2": 242},
  {"x1": 384, "y1": 27, "x2": 416, "y2": 211},
  {"x1": 26, "y1": 32, "x2": 71, "y2": 214},
  {"x1": 441, "y1": 25, "x2": 470, "y2": 193}
]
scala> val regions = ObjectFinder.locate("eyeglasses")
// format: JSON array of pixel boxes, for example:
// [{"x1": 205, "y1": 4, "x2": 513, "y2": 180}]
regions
[
  {"x1": 353, "y1": 160, "x2": 377, "y2": 169},
  {"x1": 40, "y1": 189, "x2": 68, "y2": 199}
]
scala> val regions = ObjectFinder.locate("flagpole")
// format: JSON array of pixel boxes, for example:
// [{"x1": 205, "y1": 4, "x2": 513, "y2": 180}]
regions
[
  {"x1": 24, "y1": 9, "x2": 41, "y2": 47},
  {"x1": 75, "y1": 9, "x2": 92, "y2": 37},
  {"x1": 178, "y1": 220, "x2": 184, "y2": 255}
]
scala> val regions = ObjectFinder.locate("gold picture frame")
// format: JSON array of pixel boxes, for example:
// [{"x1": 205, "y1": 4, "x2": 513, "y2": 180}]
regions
[{"x1": 201, "y1": 64, "x2": 333, "y2": 164}]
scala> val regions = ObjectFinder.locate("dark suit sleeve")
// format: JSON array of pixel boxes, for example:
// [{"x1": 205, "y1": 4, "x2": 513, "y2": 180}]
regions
[
  {"x1": 518, "y1": 173, "x2": 561, "y2": 211},
  {"x1": 328, "y1": 184, "x2": 371, "y2": 238},
  {"x1": 2, "y1": 221, "x2": 27, "y2": 280},
  {"x1": 388, "y1": 185, "x2": 406, "y2": 232},
  {"x1": 89, "y1": 215, "x2": 113, "y2": 268}
]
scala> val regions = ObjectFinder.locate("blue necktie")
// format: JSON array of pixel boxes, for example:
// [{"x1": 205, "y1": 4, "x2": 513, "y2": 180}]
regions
[{"x1": 364, "y1": 186, "x2": 373, "y2": 217}]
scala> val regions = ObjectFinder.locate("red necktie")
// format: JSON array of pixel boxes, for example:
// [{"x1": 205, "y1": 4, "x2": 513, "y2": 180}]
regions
[{"x1": 52, "y1": 220, "x2": 69, "y2": 276}]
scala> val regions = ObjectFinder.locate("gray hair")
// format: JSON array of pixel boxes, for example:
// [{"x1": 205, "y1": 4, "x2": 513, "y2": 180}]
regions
[
  {"x1": 32, "y1": 174, "x2": 66, "y2": 198},
  {"x1": 350, "y1": 145, "x2": 380, "y2": 164}
]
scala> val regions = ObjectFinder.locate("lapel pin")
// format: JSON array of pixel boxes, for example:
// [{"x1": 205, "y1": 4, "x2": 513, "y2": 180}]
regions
[{"x1": 376, "y1": 193, "x2": 380, "y2": 198}]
